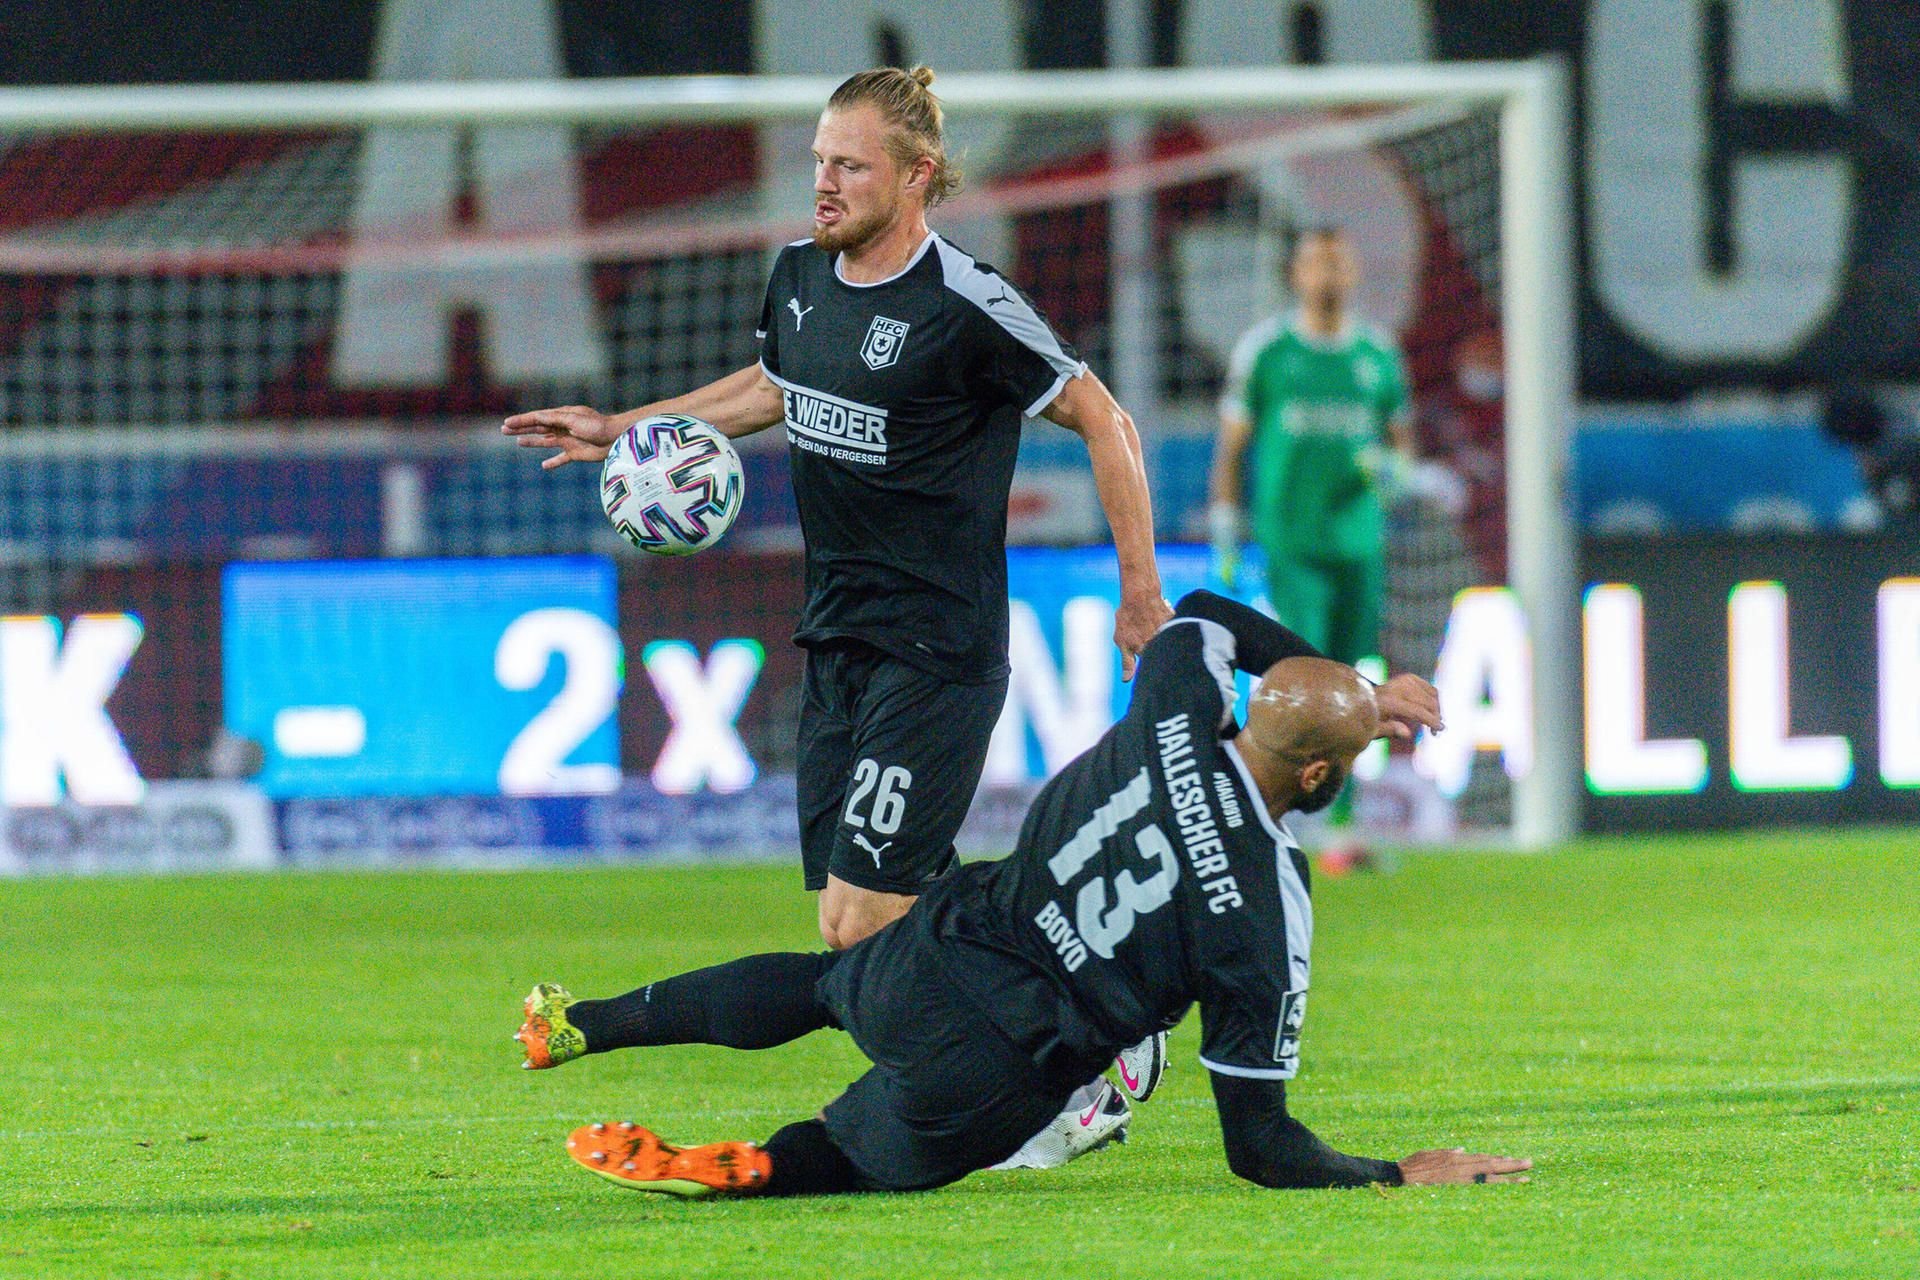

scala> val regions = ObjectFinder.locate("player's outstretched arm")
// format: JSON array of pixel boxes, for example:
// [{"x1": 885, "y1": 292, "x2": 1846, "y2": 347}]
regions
[
  {"x1": 1210, "y1": 1072, "x2": 1404, "y2": 1189},
  {"x1": 1174, "y1": 588, "x2": 1323, "y2": 669},
  {"x1": 1172, "y1": 590, "x2": 1443, "y2": 740},
  {"x1": 1041, "y1": 370, "x2": 1170, "y2": 678},
  {"x1": 1210, "y1": 1073, "x2": 1532, "y2": 1189},
  {"x1": 1207, "y1": 412, "x2": 1253, "y2": 588},
  {"x1": 503, "y1": 364, "x2": 785, "y2": 470}
]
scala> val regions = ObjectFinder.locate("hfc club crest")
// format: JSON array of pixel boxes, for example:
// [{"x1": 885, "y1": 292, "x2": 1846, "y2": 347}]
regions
[{"x1": 860, "y1": 315, "x2": 910, "y2": 370}]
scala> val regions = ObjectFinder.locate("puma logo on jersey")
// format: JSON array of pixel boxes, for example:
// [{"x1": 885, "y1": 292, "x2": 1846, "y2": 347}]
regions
[
  {"x1": 851, "y1": 832, "x2": 893, "y2": 866},
  {"x1": 787, "y1": 298, "x2": 813, "y2": 329}
]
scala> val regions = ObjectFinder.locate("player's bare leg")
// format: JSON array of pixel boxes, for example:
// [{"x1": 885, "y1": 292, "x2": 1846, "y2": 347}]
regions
[{"x1": 817, "y1": 875, "x2": 915, "y2": 949}]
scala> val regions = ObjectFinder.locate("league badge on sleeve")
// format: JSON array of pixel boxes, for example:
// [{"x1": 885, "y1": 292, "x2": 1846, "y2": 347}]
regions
[
  {"x1": 1273, "y1": 988, "x2": 1308, "y2": 1073},
  {"x1": 860, "y1": 316, "x2": 911, "y2": 370}
]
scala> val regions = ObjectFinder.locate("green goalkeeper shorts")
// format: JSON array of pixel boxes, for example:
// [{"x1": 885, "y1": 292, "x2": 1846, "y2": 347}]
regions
[{"x1": 1259, "y1": 550, "x2": 1384, "y2": 668}]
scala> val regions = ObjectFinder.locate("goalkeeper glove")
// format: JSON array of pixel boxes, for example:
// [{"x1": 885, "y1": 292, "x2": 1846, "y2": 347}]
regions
[
  {"x1": 1359, "y1": 447, "x2": 1468, "y2": 515},
  {"x1": 1208, "y1": 502, "x2": 1242, "y2": 591}
]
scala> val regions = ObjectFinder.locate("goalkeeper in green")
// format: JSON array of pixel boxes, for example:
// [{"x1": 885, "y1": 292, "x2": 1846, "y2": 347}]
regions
[{"x1": 1208, "y1": 226, "x2": 1421, "y2": 852}]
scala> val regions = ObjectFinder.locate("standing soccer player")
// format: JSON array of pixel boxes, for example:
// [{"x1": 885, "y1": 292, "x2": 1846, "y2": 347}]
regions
[
  {"x1": 1208, "y1": 226, "x2": 1422, "y2": 864},
  {"x1": 505, "y1": 67, "x2": 1171, "y2": 1154}
]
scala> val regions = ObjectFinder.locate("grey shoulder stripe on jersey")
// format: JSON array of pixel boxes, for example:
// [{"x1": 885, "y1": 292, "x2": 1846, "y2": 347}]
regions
[
  {"x1": 933, "y1": 236, "x2": 1085, "y2": 404},
  {"x1": 1222, "y1": 738, "x2": 1313, "y2": 1012},
  {"x1": 1218, "y1": 312, "x2": 1288, "y2": 420},
  {"x1": 1154, "y1": 616, "x2": 1239, "y2": 731},
  {"x1": 1227, "y1": 313, "x2": 1289, "y2": 375},
  {"x1": 1224, "y1": 738, "x2": 1302, "y2": 860},
  {"x1": 1022, "y1": 364, "x2": 1084, "y2": 419}
]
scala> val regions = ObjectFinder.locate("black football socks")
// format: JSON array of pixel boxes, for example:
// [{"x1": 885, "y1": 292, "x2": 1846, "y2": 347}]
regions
[
  {"x1": 565, "y1": 951, "x2": 839, "y2": 1053},
  {"x1": 756, "y1": 1119, "x2": 866, "y2": 1196}
]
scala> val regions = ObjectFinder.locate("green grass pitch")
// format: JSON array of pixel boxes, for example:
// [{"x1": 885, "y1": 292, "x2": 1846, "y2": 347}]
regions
[{"x1": 4, "y1": 828, "x2": 1917, "y2": 1279}]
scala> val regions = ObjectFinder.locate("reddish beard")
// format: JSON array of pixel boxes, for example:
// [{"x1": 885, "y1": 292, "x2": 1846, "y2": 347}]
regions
[{"x1": 811, "y1": 195, "x2": 897, "y2": 255}]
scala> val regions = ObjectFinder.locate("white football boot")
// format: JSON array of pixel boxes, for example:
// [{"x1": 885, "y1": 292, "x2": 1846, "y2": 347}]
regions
[
  {"x1": 989, "y1": 1080, "x2": 1131, "y2": 1171},
  {"x1": 1112, "y1": 1031, "x2": 1168, "y2": 1102}
]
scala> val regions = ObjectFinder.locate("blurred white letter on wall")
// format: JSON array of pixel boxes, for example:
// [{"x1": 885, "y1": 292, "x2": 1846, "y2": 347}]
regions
[
  {"x1": 334, "y1": 0, "x2": 606, "y2": 386},
  {"x1": 1589, "y1": 0, "x2": 1850, "y2": 360},
  {"x1": 1879, "y1": 579, "x2": 1920, "y2": 787}
]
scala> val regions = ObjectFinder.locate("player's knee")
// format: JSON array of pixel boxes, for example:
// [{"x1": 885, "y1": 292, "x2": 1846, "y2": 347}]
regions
[
  {"x1": 817, "y1": 900, "x2": 873, "y2": 951},
  {"x1": 817, "y1": 908, "x2": 852, "y2": 951},
  {"x1": 818, "y1": 880, "x2": 913, "y2": 950},
  {"x1": 816, "y1": 894, "x2": 859, "y2": 950}
]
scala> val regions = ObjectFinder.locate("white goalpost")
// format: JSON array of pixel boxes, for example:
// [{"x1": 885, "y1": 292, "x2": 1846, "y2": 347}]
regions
[{"x1": 0, "y1": 63, "x2": 1578, "y2": 848}]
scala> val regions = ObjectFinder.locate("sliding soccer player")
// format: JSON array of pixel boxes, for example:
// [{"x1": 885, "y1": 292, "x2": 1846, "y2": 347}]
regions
[{"x1": 516, "y1": 593, "x2": 1525, "y2": 1197}]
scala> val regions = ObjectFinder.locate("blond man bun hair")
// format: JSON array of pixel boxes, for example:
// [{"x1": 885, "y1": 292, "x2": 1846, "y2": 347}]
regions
[{"x1": 827, "y1": 65, "x2": 963, "y2": 206}]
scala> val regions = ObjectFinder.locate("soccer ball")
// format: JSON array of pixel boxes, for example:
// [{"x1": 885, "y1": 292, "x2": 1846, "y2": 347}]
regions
[{"x1": 599, "y1": 413, "x2": 744, "y2": 555}]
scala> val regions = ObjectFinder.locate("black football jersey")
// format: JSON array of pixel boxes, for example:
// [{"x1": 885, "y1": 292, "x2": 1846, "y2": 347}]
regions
[
  {"x1": 756, "y1": 234, "x2": 1084, "y2": 681},
  {"x1": 917, "y1": 617, "x2": 1316, "y2": 1083}
]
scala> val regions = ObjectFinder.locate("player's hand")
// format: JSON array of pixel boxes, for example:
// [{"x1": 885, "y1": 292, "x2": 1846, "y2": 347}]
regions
[
  {"x1": 502, "y1": 405, "x2": 620, "y2": 470},
  {"x1": 1373, "y1": 673, "x2": 1442, "y2": 740},
  {"x1": 1114, "y1": 592, "x2": 1174, "y2": 681},
  {"x1": 1396, "y1": 1148, "x2": 1532, "y2": 1185}
]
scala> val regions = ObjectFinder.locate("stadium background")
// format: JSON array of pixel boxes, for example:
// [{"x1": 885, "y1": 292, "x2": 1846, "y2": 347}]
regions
[{"x1": 1, "y1": 0, "x2": 1915, "y2": 877}]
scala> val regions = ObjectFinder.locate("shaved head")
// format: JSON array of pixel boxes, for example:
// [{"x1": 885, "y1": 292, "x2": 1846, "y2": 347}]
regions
[
  {"x1": 1246, "y1": 658, "x2": 1378, "y2": 760},
  {"x1": 1237, "y1": 658, "x2": 1378, "y2": 814}
]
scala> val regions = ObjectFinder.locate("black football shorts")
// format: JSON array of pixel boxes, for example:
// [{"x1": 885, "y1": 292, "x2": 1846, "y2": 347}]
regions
[
  {"x1": 815, "y1": 912, "x2": 1072, "y2": 1191},
  {"x1": 795, "y1": 640, "x2": 1007, "y2": 896}
]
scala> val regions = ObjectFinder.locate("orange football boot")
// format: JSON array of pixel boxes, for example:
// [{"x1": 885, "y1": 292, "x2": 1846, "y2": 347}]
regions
[
  {"x1": 515, "y1": 983, "x2": 586, "y2": 1070},
  {"x1": 566, "y1": 1121, "x2": 772, "y2": 1197}
]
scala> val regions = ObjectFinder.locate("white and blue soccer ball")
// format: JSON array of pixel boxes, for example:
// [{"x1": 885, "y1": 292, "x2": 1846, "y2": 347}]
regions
[{"x1": 599, "y1": 413, "x2": 744, "y2": 556}]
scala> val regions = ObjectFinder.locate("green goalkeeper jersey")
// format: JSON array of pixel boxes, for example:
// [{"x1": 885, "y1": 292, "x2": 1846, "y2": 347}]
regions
[{"x1": 1220, "y1": 316, "x2": 1409, "y2": 562}]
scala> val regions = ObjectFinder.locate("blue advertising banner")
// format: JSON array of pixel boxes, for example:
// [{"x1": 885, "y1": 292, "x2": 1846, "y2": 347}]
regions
[
  {"x1": 274, "y1": 777, "x2": 800, "y2": 867},
  {"x1": 991, "y1": 543, "x2": 1276, "y2": 784},
  {"x1": 223, "y1": 556, "x2": 620, "y2": 799},
  {"x1": 1006, "y1": 540, "x2": 1220, "y2": 718}
]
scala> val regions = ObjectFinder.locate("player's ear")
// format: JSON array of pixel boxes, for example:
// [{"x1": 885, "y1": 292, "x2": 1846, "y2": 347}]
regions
[{"x1": 1298, "y1": 759, "x2": 1330, "y2": 793}]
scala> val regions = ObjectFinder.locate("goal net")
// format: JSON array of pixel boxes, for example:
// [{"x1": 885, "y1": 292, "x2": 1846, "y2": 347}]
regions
[{"x1": 0, "y1": 67, "x2": 1574, "y2": 856}]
